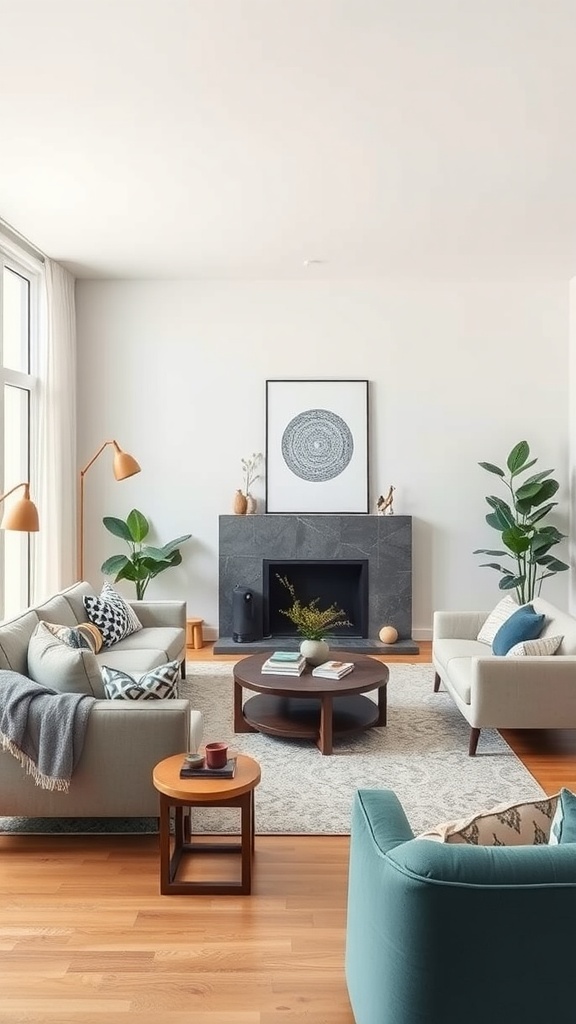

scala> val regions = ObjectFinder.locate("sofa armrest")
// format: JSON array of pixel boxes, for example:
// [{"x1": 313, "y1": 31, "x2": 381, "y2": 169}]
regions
[
  {"x1": 128, "y1": 600, "x2": 186, "y2": 630},
  {"x1": 352, "y1": 789, "x2": 415, "y2": 852},
  {"x1": 433, "y1": 610, "x2": 488, "y2": 641},
  {"x1": 471, "y1": 656, "x2": 576, "y2": 725}
]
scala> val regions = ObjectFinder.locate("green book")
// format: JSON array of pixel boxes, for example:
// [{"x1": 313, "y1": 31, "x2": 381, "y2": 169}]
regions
[{"x1": 269, "y1": 651, "x2": 302, "y2": 662}]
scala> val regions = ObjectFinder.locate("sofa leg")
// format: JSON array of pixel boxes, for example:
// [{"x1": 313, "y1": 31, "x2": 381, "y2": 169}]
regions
[
  {"x1": 433, "y1": 672, "x2": 441, "y2": 692},
  {"x1": 180, "y1": 659, "x2": 186, "y2": 680},
  {"x1": 469, "y1": 728, "x2": 480, "y2": 756}
]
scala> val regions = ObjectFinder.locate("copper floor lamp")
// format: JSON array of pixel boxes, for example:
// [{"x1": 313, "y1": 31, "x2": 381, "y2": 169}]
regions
[{"x1": 78, "y1": 440, "x2": 140, "y2": 580}]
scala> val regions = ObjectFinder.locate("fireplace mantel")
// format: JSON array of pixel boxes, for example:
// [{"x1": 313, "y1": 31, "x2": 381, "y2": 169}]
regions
[{"x1": 214, "y1": 514, "x2": 417, "y2": 655}]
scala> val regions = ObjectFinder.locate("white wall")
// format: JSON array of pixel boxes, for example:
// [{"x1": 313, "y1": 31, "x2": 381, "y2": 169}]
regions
[{"x1": 75, "y1": 278, "x2": 569, "y2": 639}]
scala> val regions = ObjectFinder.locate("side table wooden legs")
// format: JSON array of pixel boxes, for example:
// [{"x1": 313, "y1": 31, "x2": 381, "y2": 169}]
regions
[{"x1": 159, "y1": 790, "x2": 255, "y2": 895}]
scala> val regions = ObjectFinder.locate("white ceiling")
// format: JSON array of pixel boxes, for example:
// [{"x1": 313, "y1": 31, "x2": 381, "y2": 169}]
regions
[{"x1": 1, "y1": 0, "x2": 576, "y2": 280}]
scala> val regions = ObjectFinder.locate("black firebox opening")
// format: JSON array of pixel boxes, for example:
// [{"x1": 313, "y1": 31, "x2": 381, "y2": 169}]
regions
[{"x1": 263, "y1": 559, "x2": 368, "y2": 639}]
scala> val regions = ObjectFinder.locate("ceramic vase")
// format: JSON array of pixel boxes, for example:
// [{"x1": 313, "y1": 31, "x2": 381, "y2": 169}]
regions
[
  {"x1": 246, "y1": 494, "x2": 257, "y2": 514},
  {"x1": 300, "y1": 638, "x2": 330, "y2": 666},
  {"x1": 233, "y1": 489, "x2": 248, "y2": 515}
]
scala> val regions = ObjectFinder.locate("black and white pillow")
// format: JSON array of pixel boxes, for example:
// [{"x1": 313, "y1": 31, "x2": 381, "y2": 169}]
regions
[
  {"x1": 101, "y1": 661, "x2": 180, "y2": 701},
  {"x1": 83, "y1": 582, "x2": 142, "y2": 648}
]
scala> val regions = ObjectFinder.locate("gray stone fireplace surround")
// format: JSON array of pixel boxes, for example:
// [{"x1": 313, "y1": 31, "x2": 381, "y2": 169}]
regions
[{"x1": 214, "y1": 514, "x2": 418, "y2": 655}]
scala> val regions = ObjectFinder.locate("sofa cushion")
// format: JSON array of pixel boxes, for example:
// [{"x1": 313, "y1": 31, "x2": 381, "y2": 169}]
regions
[
  {"x1": 533, "y1": 597, "x2": 576, "y2": 655},
  {"x1": 549, "y1": 789, "x2": 576, "y2": 845},
  {"x1": 507, "y1": 634, "x2": 563, "y2": 657},
  {"x1": 492, "y1": 604, "x2": 545, "y2": 656},
  {"x1": 0, "y1": 609, "x2": 41, "y2": 674},
  {"x1": 433, "y1": 638, "x2": 494, "y2": 678},
  {"x1": 109, "y1": 626, "x2": 184, "y2": 663},
  {"x1": 27, "y1": 621, "x2": 105, "y2": 697},
  {"x1": 95, "y1": 648, "x2": 167, "y2": 674},
  {"x1": 477, "y1": 595, "x2": 519, "y2": 645},
  {"x1": 417, "y1": 795, "x2": 558, "y2": 846},
  {"x1": 83, "y1": 582, "x2": 142, "y2": 647},
  {"x1": 101, "y1": 661, "x2": 180, "y2": 701}
]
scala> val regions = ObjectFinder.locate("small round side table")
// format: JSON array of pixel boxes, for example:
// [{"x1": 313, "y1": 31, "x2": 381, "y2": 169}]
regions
[{"x1": 152, "y1": 753, "x2": 261, "y2": 896}]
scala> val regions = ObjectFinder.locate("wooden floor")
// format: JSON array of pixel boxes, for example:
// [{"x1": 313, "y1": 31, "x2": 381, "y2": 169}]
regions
[{"x1": 1, "y1": 642, "x2": 575, "y2": 1022}]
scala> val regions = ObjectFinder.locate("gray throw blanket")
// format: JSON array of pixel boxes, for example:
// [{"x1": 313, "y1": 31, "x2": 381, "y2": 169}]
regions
[{"x1": 0, "y1": 670, "x2": 95, "y2": 791}]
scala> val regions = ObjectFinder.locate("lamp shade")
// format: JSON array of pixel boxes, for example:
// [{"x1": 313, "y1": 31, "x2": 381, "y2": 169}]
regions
[
  {"x1": 0, "y1": 487, "x2": 40, "y2": 532},
  {"x1": 113, "y1": 450, "x2": 141, "y2": 481}
]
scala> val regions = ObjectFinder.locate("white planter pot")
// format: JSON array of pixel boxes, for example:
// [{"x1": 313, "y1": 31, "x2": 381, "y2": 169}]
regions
[{"x1": 300, "y1": 639, "x2": 330, "y2": 666}]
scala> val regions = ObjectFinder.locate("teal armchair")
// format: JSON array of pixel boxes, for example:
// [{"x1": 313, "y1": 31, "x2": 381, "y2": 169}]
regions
[{"x1": 345, "y1": 789, "x2": 576, "y2": 1024}]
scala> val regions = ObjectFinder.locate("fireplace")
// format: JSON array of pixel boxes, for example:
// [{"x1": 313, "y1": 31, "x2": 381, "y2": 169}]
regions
[
  {"x1": 214, "y1": 514, "x2": 418, "y2": 654},
  {"x1": 263, "y1": 559, "x2": 368, "y2": 639}
]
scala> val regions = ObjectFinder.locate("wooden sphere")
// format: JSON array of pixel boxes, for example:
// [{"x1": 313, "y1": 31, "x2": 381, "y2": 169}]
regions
[{"x1": 379, "y1": 625, "x2": 398, "y2": 645}]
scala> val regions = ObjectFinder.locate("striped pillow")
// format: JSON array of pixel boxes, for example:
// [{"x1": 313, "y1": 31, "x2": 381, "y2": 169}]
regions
[
  {"x1": 507, "y1": 634, "x2": 563, "y2": 657},
  {"x1": 477, "y1": 595, "x2": 519, "y2": 645}
]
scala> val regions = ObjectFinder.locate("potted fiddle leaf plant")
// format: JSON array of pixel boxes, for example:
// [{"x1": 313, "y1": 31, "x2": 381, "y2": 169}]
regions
[
  {"x1": 474, "y1": 440, "x2": 569, "y2": 604},
  {"x1": 101, "y1": 508, "x2": 191, "y2": 600}
]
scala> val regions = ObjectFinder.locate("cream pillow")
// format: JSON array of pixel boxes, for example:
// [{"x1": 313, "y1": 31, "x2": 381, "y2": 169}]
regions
[
  {"x1": 477, "y1": 595, "x2": 519, "y2": 645},
  {"x1": 506, "y1": 635, "x2": 563, "y2": 657},
  {"x1": 416, "y1": 795, "x2": 558, "y2": 846},
  {"x1": 27, "y1": 621, "x2": 105, "y2": 697}
]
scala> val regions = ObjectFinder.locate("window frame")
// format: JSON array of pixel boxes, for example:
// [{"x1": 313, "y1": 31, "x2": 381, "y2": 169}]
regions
[{"x1": 0, "y1": 243, "x2": 42, "y2": 618}]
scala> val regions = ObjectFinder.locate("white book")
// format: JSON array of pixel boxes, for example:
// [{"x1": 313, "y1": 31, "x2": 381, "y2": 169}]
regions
[
  {"x1": 261, "y1": 665, "x2": 305, "y2": 676},
  {"x1": 311, "y1": 660, "x2": 355, "y2": 679},
  {"x1": 262, "y1": 655, "x2": 306, "y2": 673}
]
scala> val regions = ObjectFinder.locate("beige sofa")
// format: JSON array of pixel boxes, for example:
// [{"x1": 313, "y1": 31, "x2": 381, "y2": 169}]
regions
[
  {"x1": 432, "y1": 596, "x2": 576, "y2": 755},
  {"x1": 0, "y1": 581, "x2": 202, "y2": 819}
]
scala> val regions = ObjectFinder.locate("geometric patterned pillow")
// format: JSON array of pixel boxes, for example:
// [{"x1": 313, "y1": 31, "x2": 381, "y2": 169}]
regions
[
  {"x1": 100, "y1": 661, "x2": 180, "y2": 700},
  {"x1": 415, "y1": 794, "x2": 559, "y2": 846},
  {"x1": 83, "y1": 582, "x2": 142, "y2": 648},
  {"x1": 506, "y1": 634, "x2": 563, "y2": 657},
  {"x1": 477, "y1": 595, "x2": 519, "y2": 645}
]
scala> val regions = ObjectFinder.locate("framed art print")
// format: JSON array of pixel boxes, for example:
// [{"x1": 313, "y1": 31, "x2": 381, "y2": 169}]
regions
[{"x1": 265, "y1": 379, "x2": 369, "y2": 514}]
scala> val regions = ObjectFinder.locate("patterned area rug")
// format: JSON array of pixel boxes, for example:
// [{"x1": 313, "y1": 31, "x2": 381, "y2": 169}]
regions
[
  {"x1": 0, "y1": 662, "x2": 545, "y2": 836},
  {"x1": 180, "y1": 661, "x2": 545, "y2": 835}
]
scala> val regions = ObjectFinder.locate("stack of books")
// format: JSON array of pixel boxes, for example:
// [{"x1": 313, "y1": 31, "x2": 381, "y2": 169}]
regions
[
  {"x1": 261, "y1": 651, "x2": 307, "y2": 676},
  {"x1": 312, "y1": 659, "x2": 355, "y2": 679}
]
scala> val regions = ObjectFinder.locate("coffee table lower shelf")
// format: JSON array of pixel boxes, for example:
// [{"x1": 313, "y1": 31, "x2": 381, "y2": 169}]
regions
[{"x1": 241, "y1": 693, "x2": 382, "y2": 746}]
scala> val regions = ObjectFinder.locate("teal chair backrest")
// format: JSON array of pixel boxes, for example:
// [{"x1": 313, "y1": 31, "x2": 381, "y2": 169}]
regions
[{"x1": 345, "y1": 789, "x2": 576, "y2": 1024}]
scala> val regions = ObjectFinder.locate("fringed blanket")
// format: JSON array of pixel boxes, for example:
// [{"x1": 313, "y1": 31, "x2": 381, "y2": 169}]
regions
[{"x1": 0, "y1": 670, "x2": 95, "y2": 791}]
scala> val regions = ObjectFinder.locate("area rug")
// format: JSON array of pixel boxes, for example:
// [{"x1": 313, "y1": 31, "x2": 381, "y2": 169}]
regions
[
  {"x1": 0, "y1": 662, "x2": 545, "y2": 837},
  {"x1": 180, "y1": 661, "x2": 545, "y2": 835}
]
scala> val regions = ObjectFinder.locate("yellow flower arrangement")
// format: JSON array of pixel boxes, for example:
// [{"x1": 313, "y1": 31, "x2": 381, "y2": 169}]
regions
[{"x1": 276, "y1": 575, "x2": 352, "y2": 640}]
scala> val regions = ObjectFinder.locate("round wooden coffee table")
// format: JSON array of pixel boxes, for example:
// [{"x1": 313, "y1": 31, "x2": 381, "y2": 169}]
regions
[
  {"x1": 152, "y1": 753, "x2": 261, "y2": 895},
  {"x1": 233, "y1": 651, "x2": 388, "y2": 755}
]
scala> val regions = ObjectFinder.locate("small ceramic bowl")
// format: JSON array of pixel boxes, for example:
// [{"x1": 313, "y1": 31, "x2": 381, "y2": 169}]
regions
[{"x1": 184, "y1": 753, "x2": 205, "y2": 768}]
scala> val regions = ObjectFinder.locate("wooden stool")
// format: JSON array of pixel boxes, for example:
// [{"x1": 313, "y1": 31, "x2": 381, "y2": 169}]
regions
[{"x1": 186, "y1": 617, "x2": 204, "y2": 649}]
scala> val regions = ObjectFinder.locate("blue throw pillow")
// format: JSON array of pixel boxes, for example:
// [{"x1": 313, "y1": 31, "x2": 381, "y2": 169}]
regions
[
  {"x1": 491, "y1": 604, "x2": 545, "y2": 656},
  {"x1": 549, "y1": 789, "x2": 576, "y2": 845}
]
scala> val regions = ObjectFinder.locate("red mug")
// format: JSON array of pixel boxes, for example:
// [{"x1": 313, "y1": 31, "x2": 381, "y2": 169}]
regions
[{"x1": 205, "y1": 742, "x2": 229, "y2": 769}]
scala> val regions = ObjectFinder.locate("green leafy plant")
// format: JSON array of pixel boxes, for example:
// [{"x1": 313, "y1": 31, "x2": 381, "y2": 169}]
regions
[
  {"x1": 101, "y1": 509, "x2": 192, "y2": 600},
  {"x1": 474, "y1": 440, "x2": 569, "y2": 604},
  {"x1": 276, "y1": 574, "x2": 352, "y2": 640}
]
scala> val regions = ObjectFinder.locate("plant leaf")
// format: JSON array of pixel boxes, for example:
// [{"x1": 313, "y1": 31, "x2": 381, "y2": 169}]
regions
[
  {"x1": 506, "y1": 441, "x2": 530, "y2": 475},
  {"x1": 161, "y1": 534, "x2": 192, "y2": 557},
  {"x1": 101, "y1": 554, "x2": 130, "y2": 574},
  {"x1": 527, "y1": 502, "x2": 557, "y2": 524},
  {"x1": 126, "y1": 508, "x2": 149, "y2": 543},
  {"x1": 472, "y1": 549, "x2": 509, "y2": 556},
  {"x1": 102, "y1": 516, "x2": 133, "y2": 542},
  {"x1": 499, "y1": 574, "x2": 525, "y2": 590},
  {"x1": 478, "y1": 462, "x2": 505, "y2": 477}
]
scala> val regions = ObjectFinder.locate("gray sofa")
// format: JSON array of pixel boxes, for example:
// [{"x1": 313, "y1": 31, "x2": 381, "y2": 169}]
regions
[
  {"x1": 0, "y1": 581, "x2": 202, "y2": 819},
  {"x1": 432, "y1": 596, "x2": 576, "y2": 755}
]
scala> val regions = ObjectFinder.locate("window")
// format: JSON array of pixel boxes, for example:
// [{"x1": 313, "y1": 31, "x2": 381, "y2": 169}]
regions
[{"x1": 0, "y1": 252, "x2": 41, "y2": 619}]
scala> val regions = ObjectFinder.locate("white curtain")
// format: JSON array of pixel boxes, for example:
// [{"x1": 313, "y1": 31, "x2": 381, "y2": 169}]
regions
[{"x1": 31, "y1": 258, "x2": 77, "y2": 601}]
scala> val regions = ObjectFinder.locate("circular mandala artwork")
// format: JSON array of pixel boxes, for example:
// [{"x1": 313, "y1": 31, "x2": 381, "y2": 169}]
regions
[{"x1": 281, "y1": 408, "x2": 354, "y2": 481}]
